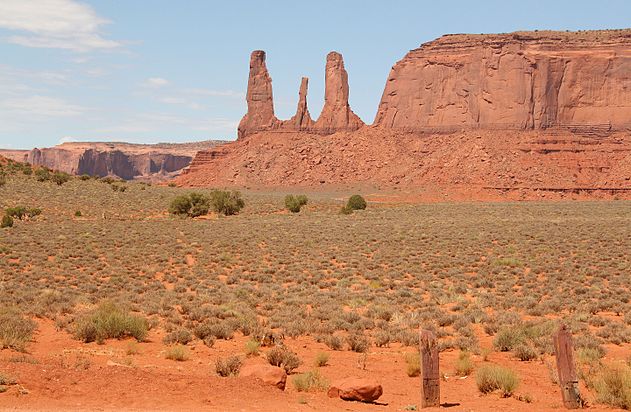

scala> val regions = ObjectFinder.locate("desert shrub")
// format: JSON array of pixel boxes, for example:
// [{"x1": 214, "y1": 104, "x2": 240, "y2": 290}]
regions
[
  {"x1": 292, "y1": 370, "x2": 329, "y2": 392},
  {"x1": 455, "y1": 350, "x2": 475, "y2": 376},
  {"x1": 194, "y1": 321, "x2": 235, "y2": 341},
  {"x1": 346, "y1": 194, "x2": 367, "y2": 211},
  {"x1": 405, "y1": 353, "x2": 420, "y2": 377},
  {"x1": 51, "y1": 171, "x2": 70, "y2": 185},
  {"x1": 111, "y1": 183, "x2": 127, "y2": 192},
  {"x1": 513, "y1": 344, "x2": 538, "y2": 361},
  {"x1": 493, "y1": 327, "x2": 525, "y2": 352},
  {"x1": 266, "y1": 346, "x2": 301, "y2": 373},
  {"x1": 215, "y1": 355, "x2": 242, "y2": 377},
  {"x1": 26, "y1": 208, "x2": 41, "y2": 218},
  {"x1": 5, "y1": 206, "x2": 27, "y2": 220},
  {"x1": 210, "y1": 190, "x2": 245, "y2": 216},
  {"x1": 374, "y1": 330, "x2": 392, "y2": 347},
  {"x1": 163, "y1": 328, "x2": 192, "y2": 345},
  {"x1": 169, "y1": 192, "x2": 210, "y2": 218},
  {"x1": 75, "y1": 210, "x2": 82, "y2": 217},
  {"x1": 34, "y1": 168, "x2": 50, "y2": 182},
  {"x1": 245, "y1": 338, "x2": 260, "y2": 356},
  {"x1": 72, "y1": 301, "x2": 148, "y2": 343},
  {"x1": 284, "y1": 195, "x2": 302, "y2": 213},
  {"x1": 339, "y1": 205, "x2": 354, "y2": 215},
  {"x1": 0, "y1": 308, "x2": 37, "y2": 352},
  {"x1": 79, "y1": 174, "x2": 91, "y2": 181},
  {"x1": 314, "y1": 351, "x2": 329, "y2": 367},
  {"x1": 476, "y1": 364, "x2": 519, "y2": 397},
  {"x1": 165, "y1": 345, "x2": 189, "y2": 361},
  {"x1": 324, "y1": 335, "x2": 344, "y2": 350},
  {"x1": 593, "y1": 364, "x2": 631, "y2": 409},
  {"x1": 347, "y1": 333, "x2": 370, "y2": 353},
  {"x1": 296, "y1": 194, "x2": 308, "y2": 206},
  {"x1": 1, "y1": 215, "x2": 13, "y2": 228}
]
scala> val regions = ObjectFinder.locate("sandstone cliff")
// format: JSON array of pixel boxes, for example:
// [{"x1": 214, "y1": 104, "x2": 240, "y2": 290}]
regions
[
  {"x1": 237, "y1": 50, "x2": 364, "y2": 139},
  {"x1": 1, "y1": 140, "x2": 225, "y2": 180},
  {"x1": 179, "y1": 30, "x2": 631, "y2": 200},
  {"x1": 374, "y1": 30, "x2": 631, "y2": 131}
]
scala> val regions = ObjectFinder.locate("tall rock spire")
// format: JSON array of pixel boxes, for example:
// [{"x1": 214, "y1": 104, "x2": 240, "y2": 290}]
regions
[
  {"x1": 237, "y1": 50, "x2": 279, "y2": 139},
  {"x1": 288, "y1": 77, "x2": 314, "y2": 130},
  {"x1": 313, "y1": 51, "x2": 364, "y2": 133}
]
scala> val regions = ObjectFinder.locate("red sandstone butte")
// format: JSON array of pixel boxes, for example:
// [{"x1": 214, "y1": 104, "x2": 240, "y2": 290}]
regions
[{"x1": 374, "y1": 30, "x2": 631, "y2": 131}]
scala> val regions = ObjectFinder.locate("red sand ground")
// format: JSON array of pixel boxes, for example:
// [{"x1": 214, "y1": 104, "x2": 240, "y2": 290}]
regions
[{"x1": 0, "y1": 320, "x2": 627, "y2": 411}]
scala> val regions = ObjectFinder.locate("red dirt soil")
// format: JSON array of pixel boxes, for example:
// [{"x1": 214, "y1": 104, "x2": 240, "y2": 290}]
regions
[{"x1": 0, "y1": 320, "x2": 627, "y2": 411}]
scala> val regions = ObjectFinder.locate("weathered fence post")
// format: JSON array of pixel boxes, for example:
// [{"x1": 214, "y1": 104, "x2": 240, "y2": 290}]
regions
[
  {"x1": 419, "y1": 329, "x2": 440, "y2": 408},
  {"x1": 553, "y1": 324, "x2": 583, "y2": 409}
]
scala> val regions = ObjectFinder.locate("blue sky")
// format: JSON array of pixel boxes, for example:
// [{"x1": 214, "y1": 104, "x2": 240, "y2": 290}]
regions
[{"x1": 1, "y1": 0, "x2": 630, "y2": 149}]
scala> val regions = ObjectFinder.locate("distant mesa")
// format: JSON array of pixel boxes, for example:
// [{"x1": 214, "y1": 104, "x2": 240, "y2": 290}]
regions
[{"x1": 237, "y1": 50, "x2": 364, "y2": 139}]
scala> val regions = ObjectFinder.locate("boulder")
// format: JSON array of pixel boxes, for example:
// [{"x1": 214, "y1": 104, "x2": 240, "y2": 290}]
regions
[
  {"x1": 327, "y1": 378, "x2": 383, "y2": 402},
  {"x1": 240, "y1": 364, "x2": 287, "y2": 390}
]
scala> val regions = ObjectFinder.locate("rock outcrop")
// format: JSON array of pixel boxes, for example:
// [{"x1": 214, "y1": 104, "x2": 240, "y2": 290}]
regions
[
  {"x1": 237, "y1": 51, "x2": 279, "y2": 139},
  {"x1": 285, "y1": 77, "x2": 314, "y2": 130},
  {"x1": 237, "y1": 50, "x2": 364, "y2": 139},
  {"x1": 1, "y1": 140, "x2": 225, "y2": 181},
  {"x1": 327, "y1": 378, "x2": 383, "y2": 402},
  {"x1": 313, "y1": 52, "x2": 364, "y2": 133},
  {"x1": 374, "y1": 30, "x2": 631, "y2": 132},
  {"x1": 240, "y1": 364, "x2": 287, "y2": 390}
]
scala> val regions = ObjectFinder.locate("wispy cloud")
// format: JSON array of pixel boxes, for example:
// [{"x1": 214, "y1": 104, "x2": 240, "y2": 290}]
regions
[
  {"x1": 144, "y1": 77, "x2": 169, "y2": 88},
  {"x1": 0, "y1": 0, "x2": 120, "y2": 52},
  {"x1": 0, "y1": 95, "x2": 85, "y2": 117}
]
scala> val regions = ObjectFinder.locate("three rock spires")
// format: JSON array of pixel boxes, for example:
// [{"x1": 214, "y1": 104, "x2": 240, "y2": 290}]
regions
[{"x1": 237, "y1": 50, "x2": 364, "y2": 140}]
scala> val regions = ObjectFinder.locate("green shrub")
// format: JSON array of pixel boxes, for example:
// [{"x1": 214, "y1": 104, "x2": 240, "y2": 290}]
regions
[
  {"x1": 210, "y1": 190, "x2": 245, "y2": 216},
  {"x1": 296, "y1": 195, "x2": 308, "y2": 206},
  {"x1": 455, "y1": 350, "x2": 475, "y2": 376},
  {"x1": 284, "y1": 195, "x2": 303, "y2": 213},
  {"x1": 325, "y1": 335, "x2": 344, "y2": 350},
  {"x1": 26, "y1": 208, "x2": 41, "y2": 218},
  {"x1": 292, "y1": 370, "x2": 329, "y2": 392},
  {"x1": 245, "y1": 338, "x2": 261, "y2": 356},
  {"x1": 346, "y1": 194, "x2": 367, "y2": 210},
  {"x1": 75, "y1": 210, "x2": 82, "y2": 217},
  {"x1": 513, "y1": 344, "x2": 538, "y2": 361},
  {"x1": 405, "y1": 353, "x2": 420, "y2": 377},
  {"x1": 1, "y1": 215, "x2": 13, "y2": 228},
  {"x1": 476, "y1": 364, "x2": 519, "y2": 397},
  {"x1": 0, "y1": 308, "x2": 36, "y2": 352},
  {"x1": 169, "y1": 192, "x2": 210, "y2": 217},
  {"x1": 72, "y1": 301, "x2": 148, "y2": 343},
  {"x1": 165, "y1": 345, "x2": 189, "y2": 361},
  {"x1": 5, "y1": 206, "x2": 27, "y2": 220},
  {"x1": 339, "y1": 205, "x2": 353, "y2": 215},
  {"x1": 80, "y1": 174, "x2": 91, "y2": 181},
  {"x1": 34, "y1": 168, "x2": 50, "y2": 182},
  {"x1": 266, "y1": 346, "x2": 301, "y2": 373},
  {"x1": 593, "y1": 365, "x2": 631, "y2": 409},
  {"x1": 493, "y1": 327, "x2": 525, "y2": 352},
  {"x1": 215, "y1": 355, "x2": 242, "y2": 377},
  {"x1": 51, "y1": 171, "x2": 70, "y2": 185},
  {"x1": 314, "y1": 351, "x2": 329, "y2": 367}
]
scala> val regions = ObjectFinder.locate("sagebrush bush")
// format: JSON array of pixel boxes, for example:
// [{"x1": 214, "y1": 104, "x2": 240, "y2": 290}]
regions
[
  {"x1": 163, "y1": 328, "x2": 192, "y2": 345},
  {"x1": 0, "y1": 215, "x2": 13, "y2": 228},
  {"x1": 347, "y1": 333, "x2": 370, "y2": 353},
  {"x1": 34, "y1": 168, "x2": 50, "y2": 182},
  {"x1": 346, "y1": 195, "x2": 367, "y2": 211},
  {"x1": 210, "y1": 190, "x2": 245, "y2": 216},
  {"x1": 266, "y1": 346, "x2": 301, "y2": 373},
  {"x1": 493, "y1": 327, "x2": 524, "y2": 352},
  {"x1": 0, "y1": 308, "x2": 36, "y2": 352},
  {"x1": 476, "y1": 364, "x2": 519, "y2": 397},
  {"x1": 215, "y1": 355, "x2": 242, "y2": 377},
  {"x1": 51, "y1": 171, "x2": 70, "y2": 186},
  {"x1": 314, "y1": 351, "x2": 329, "y2": 367},
  {"x1": 455, "y1": 350, "x2": 474, "y2": 376},
  {"x1": 165, "y1": 345, "x2": 189, "y2": 361},
  {"x1": 285, "y1": 194, "x2": 308, "y2": 213},
  {"x1": 513, "y1": 344, "x2": 538, "y2": 361},
  {"x1": 593, "y1": 365, "x2": 631, "y2": 409},
  {"x1": 405, "y1": 353, "x2": 420, "y2": 377},
  {"x1": 292, "y1": 370, "x2": 329, "y2": 392},
  {"x1": 72, "y1": 301, "x2": 148, "y2": 343}
]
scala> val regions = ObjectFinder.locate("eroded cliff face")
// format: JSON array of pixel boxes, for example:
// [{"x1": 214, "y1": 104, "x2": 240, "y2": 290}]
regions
[
  {"x1": 237, "y1": 50, "x2": 364, "y2": 139},
  {"x1": 1, "y1": 140, "x2": 225, "y2": 180},
  {"x1": 374, "y1": 30, "x2": 631, "y2": 131}
]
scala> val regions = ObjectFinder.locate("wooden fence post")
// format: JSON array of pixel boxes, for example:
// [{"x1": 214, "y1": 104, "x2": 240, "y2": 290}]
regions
[
  {"x1": 553, "y1": 324, "x2": 583, "y2": 409},
  {"x1": 419, "y1": 329, "x2": 440, "y2": 408}
]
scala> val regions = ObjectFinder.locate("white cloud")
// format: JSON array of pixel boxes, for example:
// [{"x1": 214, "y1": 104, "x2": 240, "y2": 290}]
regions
[
  {"x1": 0, "y1": 0, "x2": 120, "y2": 52},
  {"x1": 144, "y1": 77, "x2": 169, "y2": 88},
  {"x1": 0, "y1": 95, "x2": 85, "y2": 117},
  {"x1": 59, "y1": 136, "x2": 76, "y2": 144}
]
